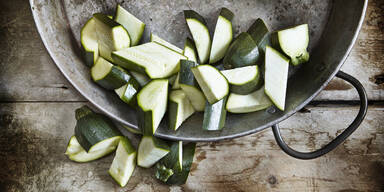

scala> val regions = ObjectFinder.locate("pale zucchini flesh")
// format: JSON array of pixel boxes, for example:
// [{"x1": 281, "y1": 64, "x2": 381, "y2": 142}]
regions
[
  {"x1": 138, "y1": 136, "x2": 170, "y2": 168},
  {"x1": 191, "y1": 65, "x2": 229, "y2": 104},
  {"x1": 183, "y1": 38, "x2": 198, "y2": 62},
  {"x1": 221, "y1": 65, "x2": 261, "y2": 95},
  {"x1": 209, "y1": 8, "x2": 234, "y2": 64},
  {"x1": 130, "y1": 71, "x2": 150, "y2": 87},
  {"x1": 168, "y1": 90, "x2": 195, "y2": 131},
  {"x1": 151, "y1": 34, "x2": 183, "y2": 54},
  {"x1": 202, "y1": 97, "x2": 227, "y2": 131},
  {"x1": 115, "y1": 79, "x2": 140, "y2": 107},
  {"x1": 226, "y1": 87, "x2": 272, "y2": 113},
  {"x1": 114, "y1": 4, "x2": 145, "y2": 46},
  {"x1": 264, "y1": 46, "x2": 289, "y2": 111},
  {"x1": 180, "y1": 85, "x2": 206, "y2": 111},
  {"x1": 81, "y1": 17, "x2": 99, "y2": 66}
]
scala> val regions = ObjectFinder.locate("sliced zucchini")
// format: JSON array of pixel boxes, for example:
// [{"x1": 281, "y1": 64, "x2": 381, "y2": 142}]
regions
[
  {"x1": 112, "y1": 42, "x2": 187, "y2": 78},
  {"x1": 184, "y1": 10, "x2": 211, "y2": 64},
  {"x1": 166, "y1": 142, "x2": 196, "y2": 185},
  {"x1": 122, "y1": 124, "x2": 142, "y2": 135},
  {"x1": 93, "y1": 13, "x2": 130, "y2": 62},
  {"x1": 247, "y1": 18, "x2": 271, "y2": 54},
  {"x1": 183, "y1": 38, "x2": 198, "y2": 62},
  {"x1": 65, "y1": 136, "x2": 119, "y2": 163},
  {"x1": 168, "y1": 74, "x2": 178, "y2": 86},
  {"x1": 109, "y1": 137, "x2": 137, "y2": 187},
  {"x1": 74, "y1": 106, "x2": 122, "y2": 152},
  {"x1": 115, "y1": 78, "x2": 140, "y2": 107},
  {"x1": 271, "y1": 24, "x2": 309, "y2": 65},
  {"x1": 137, "y1": 136, "x2": 170, "y2": 168},
  {"x1": 168, "y1": 90, "x2": 195, "y2": 131},
  {"x1": 191, "y1": 65, "x2": 229, "y2": 104},
  {"x1": 137, "y1": 79, "x2": 169, "y2": 135},
  {"x1": 264, "y1": 46, "x2": 289, "y2": 111},
  {"x1": 81, "y1": 17, "x2": 98, "y2": 67},
  {"x1": 155, "y1": 141, "x2": 183, "y2": 182},
  {"x1": 209, "y1": 8, "x2": 234, "y2": 64},
  {"x1": 223, "y1": 32, "x2": 259, "y2": 69},
  {"x1": 114, "y1": 4, "x2": 145, "y2": 46},
  {"x1": 151, "y1": 34, "x2": 183, "y2": 54},
  {"x1": 202, "y1": 97, "x2": 227, "y2": 131},
  {"x1": 226, "y1": 87, "x2": 272, "y2": 113},
  {"x1": 172, "y1": 73, "x2": 181, "y2": 89},
  {"x1": 179, "y1": 60, "x2": 206, "y2": 111},
  {"x1": 221, "y1": 65, "x2": 261, "y2": 95},
  {"x1": 91, "y1": 57, "x2": 133, "y2": 90},
  {"x1": 130, "y1": 71, "x2": 150, "y2": 87}
]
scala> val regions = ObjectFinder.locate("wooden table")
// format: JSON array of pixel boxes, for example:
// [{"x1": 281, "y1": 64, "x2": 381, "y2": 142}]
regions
[{"x1": 1, "y1": 0, "x2": 383, "y2": 191}]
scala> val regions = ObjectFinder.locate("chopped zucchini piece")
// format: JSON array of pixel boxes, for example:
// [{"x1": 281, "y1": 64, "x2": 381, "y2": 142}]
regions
[
  {"x1": 155, "y1": 141, "x2": 183, "y2": 182},
  {"x1": 226, "y1": 87, "x2": 272, "y2": 113},
  {"x1": 168, "y1": 90, "x2": 195, "y2": 131},
  {"x1": 115, "y1": 78, "x2": 140, "y2": 107},
  {"x1": 114, "y1": 4, "x2": 145, "y2": 46},
  {"x1": 130, "y1": 71, "x2": 150, "y2": 87},
  {"x1": 223, "y1": 32, "x2": 259, "y2": 69},
  {"x1": 81, "y1": 17, "x2": 98, "y2": 66},
  {"x1": 202, "y1": 97, "x2": 227, "y2": 131},
  {"x1": 179, "y1": 60, "x2": 205, "y2": 111},
  {"x1": 183, "y1": 38, "x2": 198, "y2": 62},
  {"x1": 166, "y1": 142, "x2": 196, "y2": 185},
  {"x1": 137, "y1": 136, "x2": 170, "y2": 168},
  {"x1": 151, "y1": 34, "x2": 183, "y2": 54},
  {"x1": 221, "y1": 65, "x2": 261, "y2": 95},
  {"x1": 247, "y1": 18, "x2": 271, "y2": 54},
  {"x1": 109, "y1": 137, "x2": 136, "y2": 187}
]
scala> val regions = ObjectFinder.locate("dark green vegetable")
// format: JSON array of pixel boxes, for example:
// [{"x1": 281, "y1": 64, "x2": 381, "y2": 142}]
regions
[
  {"x1": 202, "y1": 96, "x2": 227, "y2": 131},
  {"x1": 155, "y1": 141, "x2": 183, "y2": 182},
  {"x1": 247, "y1": 18, "x2": 271, "y2": 55},
  {"x1": 166, "y1": 143, "x2": 196, "y2": 185},
  {"x1": 223, "y1": 32, "x2": 259, "y2": 69}
]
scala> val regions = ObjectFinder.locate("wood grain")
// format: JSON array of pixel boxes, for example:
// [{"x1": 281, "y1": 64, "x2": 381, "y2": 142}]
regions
[
  {"x1": 0, "y1": 103, "x2": 382, "y2": 191},
  {"x1": 0, "y1": 0, "x2": 382, "y2": 102}
]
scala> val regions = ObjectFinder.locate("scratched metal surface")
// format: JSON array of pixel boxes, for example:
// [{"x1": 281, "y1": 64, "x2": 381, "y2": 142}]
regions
[{"x1": 29, "y1": 0, "x2": 367, "y2": 141}]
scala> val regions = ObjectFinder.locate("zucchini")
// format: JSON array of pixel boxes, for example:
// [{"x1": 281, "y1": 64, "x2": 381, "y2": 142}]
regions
[
  {"x1": 114, "y1": 4, "x2": 145, "y2": 46},
  {"x1": 202, "y1": 97, "x2": 227, "y2": 131},
  {"x1": 179, "y1": 60, "x2": 205, "y2": 111},
  {"x1": 183, "y1": 38, "x2": 198, "y2": 62},
  {"x1": 209, "y1": 8, "x2": 234, "y2": 64},
  {"x1": 191, "y1": 65, "x2": 229, "y2": 104},
  {"x1": 271, "y1": 24, "x2": 309, "y2": 65},
  {"x1": 172, "y1": 73, "x2": 181, "y2": 89},
  {"x1": 74, "y1": 106, "x2": 122, "y2": 152},
  {"x1": 137, "y1": 136, "x2": 170, "y2": 168},
  {"x1": 115, "y1": 78, "x2": 140, "y2": 107},
  {"x1": 184, "y1": 10, "x2": 211, "y2": 64},
  {"x1": 81, "y1": 17, "x2": 98, "y2": 67},
  {"x1": 155, "y1": 141, "x2": 183, "y2": 182},
  {"x1": 137, "y1": 79, "x2": 169, "y2": 135},
  {"x1": 109, "y1": 137, "x2": 137, "y2": 187},
  {"x1": 223, "y1": 32, "x2": 259, "y2": 69},
  {"x1": 112, "y1": 42, "x2": 187, "y2": 78},
  {"x1": 168, "y1": 74, "x2": 178, "y2": 86},
  {"x1": 150, "y1": 34, "x2": 183, "y2": 54},
  {"x1": 91, "y1": 57, "x2": 133, "y2": 90},
  {"x1": 65, "y1": 136, "x2": 119, "y2": 163},
  {"x1": 166, "y1": 142, "x2": 196, "y2": 185},
  {"x1": 264, "y1": 46, "x2": 289, "y2": 111},
  {"x1": 226, "y1": 87, "x2": 272, "y2": 113},
  {"x1": 93, "y1": 13, "x2": 130, "y2": 62},
  {"x1": 221, "y1": 65, "x2": 261, "y2": 95},
  {"x1": 168, "y1": 90, "x2": 195, "y2": 131},
  {"x1": 122, "y1": 124, "x2": 142, "y2": 135},
  {"x1": 130, "y1": 71, "x2": 150, "y2": 87},
  {"x1": 247, "y1": 18, "x2": 271, "y2": 54}
]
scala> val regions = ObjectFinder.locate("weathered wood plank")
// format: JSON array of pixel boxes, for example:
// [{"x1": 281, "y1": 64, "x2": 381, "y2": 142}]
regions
[
  {"x1": 0, "y1": 0, "x2": 383, "y2": 102},
  {"x1": 0, "y1": 103, "x2": 382, "y2": 191}
]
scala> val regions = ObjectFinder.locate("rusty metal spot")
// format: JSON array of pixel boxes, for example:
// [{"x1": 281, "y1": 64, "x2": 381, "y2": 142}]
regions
[
  {"x1": 268, "y1": 175, "x2": 278, "y2": 185},
  {"x1": 324, "y1": 79, "x2": 353, "y2": 90},
  {"x1": 373, "y1": 73, "x2": 384, "y2": 85}
]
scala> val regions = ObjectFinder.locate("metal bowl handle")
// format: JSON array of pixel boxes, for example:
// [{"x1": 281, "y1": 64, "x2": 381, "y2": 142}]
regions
[{"x1": 271, "y1": 71, "x2": 368, "y2": 159}]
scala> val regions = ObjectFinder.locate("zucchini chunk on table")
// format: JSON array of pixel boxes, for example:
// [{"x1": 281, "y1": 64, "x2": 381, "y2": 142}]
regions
[
  {"x1": 166, "y1": 142, "x2": 196, "y2": 185},
  {"x1": 114, "y1": 4, "x2": 145, "y2": 46},
  {"x1": 91, "y1": 57, "x2": 133, "y2": 90},
  {"x1": 93, "y1": 13, "x2": 130, "y2": 62},
  {"x1": 112, "y1": 42, "x2": 187, "y2": 78},
  {"x1": 209, "y1": 8, "x2": 234, "y2": 64},
  {"x1": 191, "y1": 65, "x2": 229, "y2": 104},
  {"x1": 137, "y1": 79, "x2": 169, "y2": 135},
  {"x1": 272, "y1": 24, "x2": 309, "y2": 65},
  {"x1": 221, "y1": 65, "x2": 261, "y2": 95},
  {"x1": 202, "y1": 97, "x2": 227, "y2": 131},
  {"x1": 247, "y1": 18, "x2": 271, "y2": 54},
  {"x1": 109, "y1": 137, "x2": 137, "y2": 187},
  {"x1": 179, "y1": 60, "x2": 206, "y2": 111},
  {"x1": 184, "y1": 10, "x2": 211, "y2": 64},
  {"x1": 168, "y1": 90, "x2": 195, "y2": 131},
  {"x1": 155, "y1": 141, "x2": 183, "y2": 182},
  {"x1": 264, "y1": 46, "x2": 289, "y2": 111},
  {"x1": 138, "y1": 136, "x2": 170, "y2": 168},
  {"x1": 226, "y1": 87, "x2": 272, "y2": 113},
  {"x1": 72, "y1": 106, "x2": 122, "y2": 161},
  {"x1": 223, "y1": 32, "x2": 259, "y2": 69},
  {"x1": 114, "y1": 78, "x2": 140, "y2": 107},
  {"x1": 151, "y1": 33, "x2": 183, "y2": 54},
  {"x1": 81, "y1": 17, "x2": 98, "y2": 67}
]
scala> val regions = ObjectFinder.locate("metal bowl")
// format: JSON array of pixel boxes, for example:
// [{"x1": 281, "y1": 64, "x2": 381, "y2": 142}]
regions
[{"x1": 30, "y1": 0, "x2": 367, "y2": 156}]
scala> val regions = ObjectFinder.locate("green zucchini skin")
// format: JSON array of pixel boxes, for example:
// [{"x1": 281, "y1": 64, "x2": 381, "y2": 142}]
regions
[
  {"x1": 247, "y1": 18, "x2": 271, "y2": 55},
  {"x1": 111, "y1": 53, "x2": 147, "y2": 74},
  {"x1": 96, "y1": 66, "x2": 132, "y2": 90},
  {"x1": 184, "y1": 10, "x2": 208, "y2": 28},
  {"x1": 137, "y1": 107, "x2": 154, "y2": 136},
  {"x1": 166, "y1": 142, "x2": 196, "y2": 185},
  {"x1": 221, "y1": 65, "x2": 262, "y2": 95},
  {"x1": 223, "y1": 32, "x2": 259, "y2": 69},
  {"x1": 202, "y1": 96, "x2": 227, "y2": 131},
  {"x1": 179, "y1": 60, "x2": 199, "y2": 86},
  {"x1": 74, "y1": 106, "x2": 122, "y2": 152},
  {"x1": 155, "y1": 141, "x2": 182, "y2": 182},
  {"x1": 115, "y1": 78, "x2": 140, "y2": 107}
]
